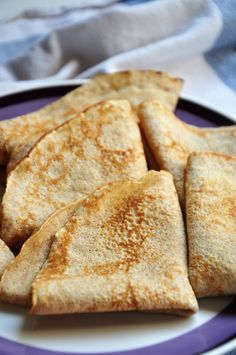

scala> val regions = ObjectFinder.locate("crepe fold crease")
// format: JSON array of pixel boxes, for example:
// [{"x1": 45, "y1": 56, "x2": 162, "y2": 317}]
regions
[
  {"x1": 31, "y1": 171, "x2": 198, "y2": 316},
  {"x1": 0, "y1": 71, "x2": 183, "y2": 172},
  {"x1": 0, "y1": 200, "x2": 82, "y2": 305},
  {"x1": 1, "y1": 99, "x2": 147, "y2": 249},
  {"x1": 186, "y1": 152, "x2": 236, "y2": 297},
  {"x1": 138, "y1": 101, "x2": 236, "y2": 205},
  {"x1": 0, "y1": 239, "x2": 14, "y2": 279}
]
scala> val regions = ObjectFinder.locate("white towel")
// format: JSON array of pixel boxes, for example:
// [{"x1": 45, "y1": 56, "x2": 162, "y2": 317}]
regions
[{"x1": 0, "y1": 0, "x2": 235, "y2": 118}]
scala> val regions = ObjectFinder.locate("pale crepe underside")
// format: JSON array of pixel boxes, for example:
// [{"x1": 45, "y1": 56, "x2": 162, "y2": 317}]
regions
[
  {"x1": 186, "y1": 152, "x2": 236, "y2": 297},
  {"x1": 0, "y1": 239, "x2": 14, "y2": 279},
  {"x1": 31, "y1": 171, "x2": 198, "y2": 316},
  {"x1": 1, "y1": 100, "x2": 147, "y2": 249},
  {"x1": 138, "y1": 101, "x2": 236, "y2": 205},
  {"x1": 0, "y1": 71, "x2": 183, "y2": 172},
  {"x1": 0, "y1": 200, "x2": 82, "y2": 305}
]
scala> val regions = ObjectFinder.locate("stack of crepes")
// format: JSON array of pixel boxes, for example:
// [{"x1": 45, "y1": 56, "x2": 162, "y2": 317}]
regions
[{"x1": 0, "y1": 71, "x2": 235, "y2": 316}]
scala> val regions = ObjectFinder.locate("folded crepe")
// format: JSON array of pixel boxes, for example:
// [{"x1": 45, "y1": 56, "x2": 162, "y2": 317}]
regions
[
  {"x1": 0, "y1": 239, "x2": 14, "y2": 279},
  {"x1": 0, "y1": 200, "x2": 82, "y2": 305},
  {"x1": 31, "y1": 171, "x2": 198, "y2": 316},
  {"x1": 1, "y1": 100, "x2": 147, "y2": 249},
  {"x1": 186, "y1": 152, "x2": 236, "y2": 297},
  {"x1": 138, "y1": 100, "x2": 236, "y2": 205},
  {"x1": 0, "y1": 70, "x2": 183, "y2": 172}
]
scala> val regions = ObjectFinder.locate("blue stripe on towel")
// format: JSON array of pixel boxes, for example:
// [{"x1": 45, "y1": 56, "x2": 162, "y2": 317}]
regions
[
  {"x1": 0, "y1": 35, "x2": 44, "y2": 64},
  {"x1": 205, "y1": 0, "x2": 236, "y2": 91},
  {"x1": 119, "y1": 0, "x2": 153, "y2": 4},
  {"x1": 206, "y1": 48, "x2": 236, "y2": 91}
]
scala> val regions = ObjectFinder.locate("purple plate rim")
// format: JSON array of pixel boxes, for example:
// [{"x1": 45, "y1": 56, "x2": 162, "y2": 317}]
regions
[{"x1": 0, "y1": 298, "x2": 235, "y2": 355}]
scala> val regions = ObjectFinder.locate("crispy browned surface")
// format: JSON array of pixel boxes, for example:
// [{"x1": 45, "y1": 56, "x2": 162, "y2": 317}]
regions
[
  {"x1": 0, "y1": 200, "x2": 82, "y2": 305},
  {"x1": 0, "y1": 239, "x2": 14, "y2": 279},
  {"x1": 138, "y1": 101, "x2": 236, "y2": 205},
  {"x1": 186, "y1": 152, "x2": 236, "y2": 297},
  {"x1": 1, "y1": 100, "x2": 147, "y2": 249},
  {"x1": 31, "y1": 171, "x2": 198, "y2": 316},
  {"x1": 0, "y1": 71, "x2": 183, "y2": 171}
]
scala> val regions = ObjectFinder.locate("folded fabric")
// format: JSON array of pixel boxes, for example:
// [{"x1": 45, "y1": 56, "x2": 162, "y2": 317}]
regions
[
  {"x1": 0, "y1": 0, "x2": 235, "y2": 117},
  {"x1": 0, "y1": 0, "x2": 222, "y2": 81}
]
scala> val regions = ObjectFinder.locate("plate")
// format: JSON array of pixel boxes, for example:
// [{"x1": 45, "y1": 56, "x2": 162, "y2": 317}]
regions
[{"x1": 0, "y1": 84, "x2": 235, "y2": 355}]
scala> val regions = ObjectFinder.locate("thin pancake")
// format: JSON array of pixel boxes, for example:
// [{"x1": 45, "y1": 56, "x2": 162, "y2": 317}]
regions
[
  {"x1": 138, "y1": 100, "x2": 236, "y2": 205},
  {"x1": 0, "y1": 200, "x2": 82, "y2": 305},
  {"x1": 0, "y1": 71, "x2": 183, "y2": 171},
  {"x1": 31, "y1": 171, "x2": 198, "y2": 316},
  {"x1": 0, "y1": 239, "x2": 14, "y2": 279},
  {"x1": 186, "y1": 152, "x2": 236, "y2": 297},
  {"x1": 1, "y1": 100, "x2": 147, "y2": 249}
]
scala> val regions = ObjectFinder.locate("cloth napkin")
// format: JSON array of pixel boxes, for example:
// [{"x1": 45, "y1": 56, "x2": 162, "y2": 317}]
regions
[{"x1": 0, "y1": 0, "x2": 235, "y2": 120}]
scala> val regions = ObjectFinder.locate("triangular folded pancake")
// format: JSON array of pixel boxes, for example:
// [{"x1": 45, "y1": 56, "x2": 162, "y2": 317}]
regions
[
  {"x1": 31, "y1": 171, "x2": 198, "y2": 316},
  {"x1": 1, "y1": 100, "x2": 147, "y2": 249},
  {"x1": 0, "y1": 200, "x2": 82, "y2": 305},
  {"x1": 138, "y1": 100, "x2": 236, "y2": 205},
  {"x1": 186, "y1": 152, "x2": 236, "y2": 297},
  {"x1": 0, "y1": 239, "x2": 14, "y2": 279},
  {"x1": 0, "y1": 70, "x2": 183, "y2": 172}
]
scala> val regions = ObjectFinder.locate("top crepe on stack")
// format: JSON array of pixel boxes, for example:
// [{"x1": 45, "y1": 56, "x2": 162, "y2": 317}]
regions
[{"x1": 31, "y1": 170, "x2": 198, "y2": 316}]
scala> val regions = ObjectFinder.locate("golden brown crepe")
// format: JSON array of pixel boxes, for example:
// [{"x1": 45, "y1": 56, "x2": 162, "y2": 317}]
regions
[
  {"x1": 1, "y1": 100, "x2": 147, "y2": 249},
  {"x1": 31, "y1": 171, "x2": 198, "y2": 316},
  {"x1": 0, "y1": 200, "x2": 82, "y2": 305},
  {"x1": 0, "y1": 71, "x2": 183, "y2": 172},
  {"x1": 138, "y1": 100, "x2": 236, "y2": 205},
  {"x1": 0, "y1": 239, "x2": 14, "y2": 279},
  {"x1": 186, "y1": 152, "x2": 236, "y2": 297}
]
